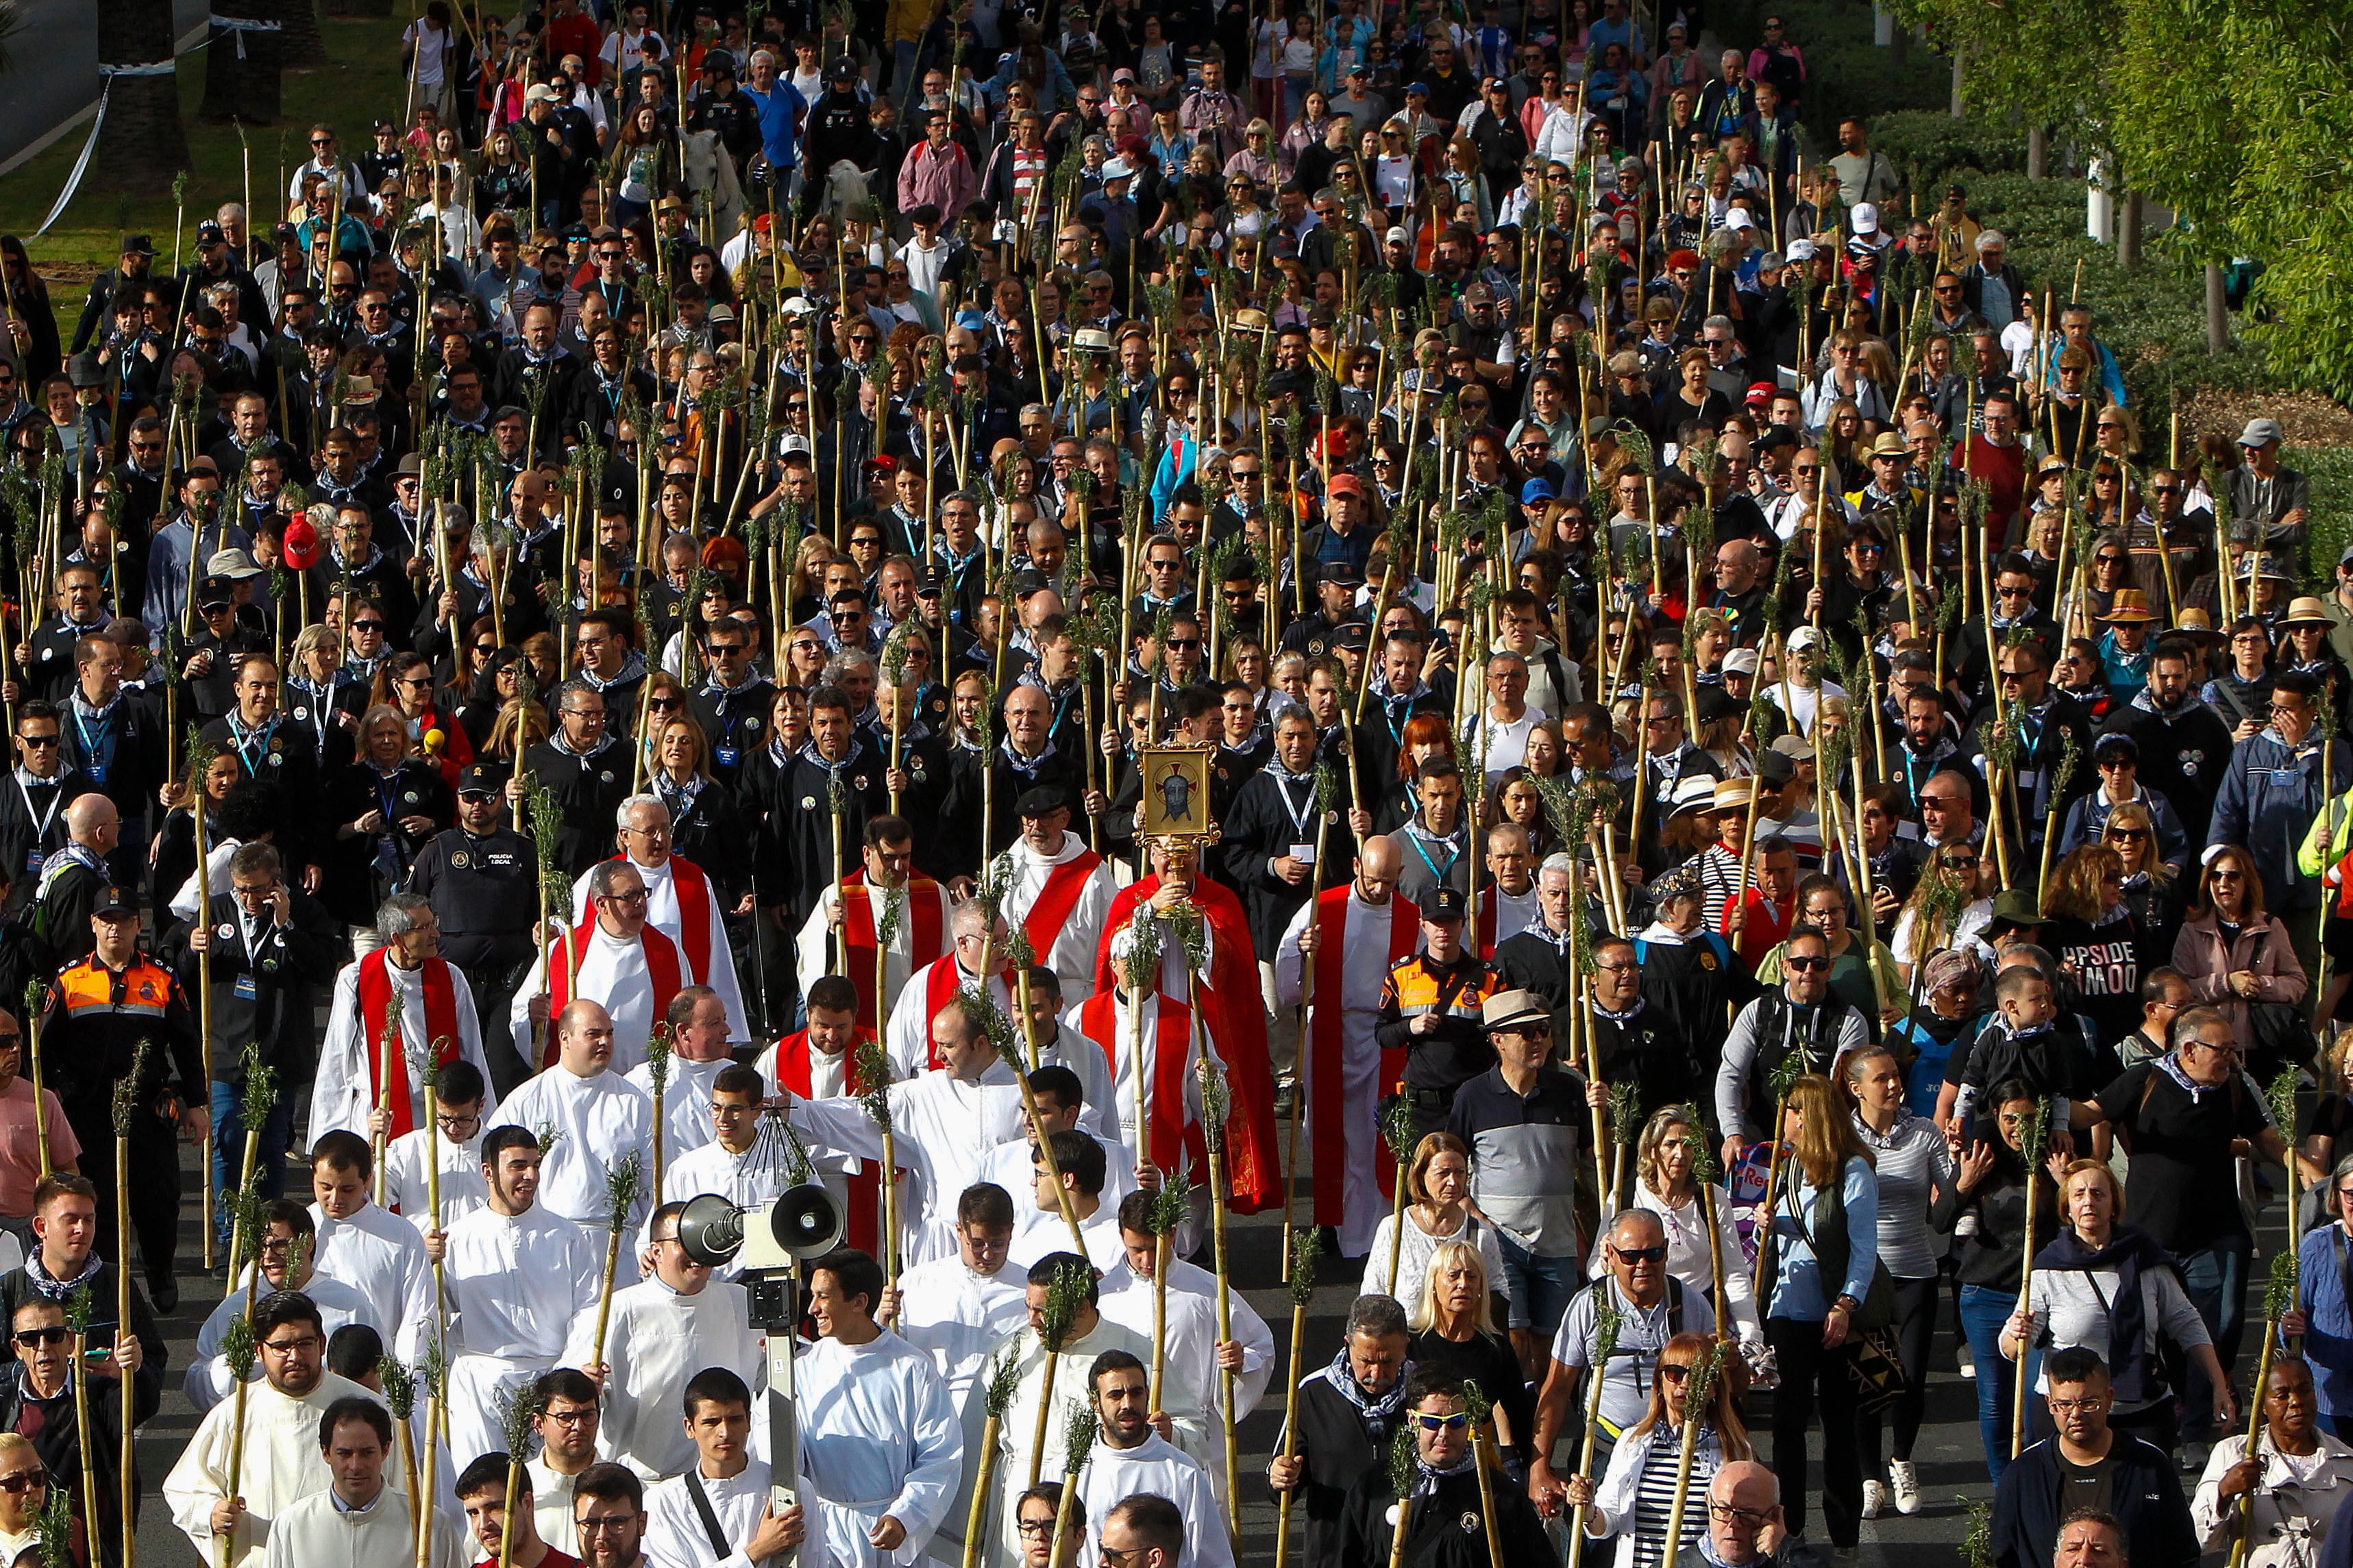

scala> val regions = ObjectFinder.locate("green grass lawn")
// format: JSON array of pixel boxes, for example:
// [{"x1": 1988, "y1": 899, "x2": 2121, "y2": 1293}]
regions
[{"x1": 0, "y1": 12, "x2": 409, "y2": 340}]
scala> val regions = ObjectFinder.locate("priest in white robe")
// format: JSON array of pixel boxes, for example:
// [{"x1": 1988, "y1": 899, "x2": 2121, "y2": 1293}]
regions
[
  {"x1": 795, "y1": 817, "x2": 955, "y2": 1036},
  {"x1": 624, "y1": 985, "x2": 736, "y2": 1167},
  {"x1": 382, "y1": 1059, "x2": 489, "y2": 1231},
  {"x1": 1273, "y1": 836, "x2": 1417, "y2": 1257},
  {"x1": 782, "y1": 997, "x2": 1027, "y2": 1269},
  {"x1": 563, "y1": 1198, "x2": 763, "y2": 1480},
  {"x1": 885, "y1": 902, "x2": 1018, "y2": 1077},
  {"x1": 164, "y1": 1291, "x2": 395, "y2": 1568},
  {"x1": 310, "y1": 895, "x2": 497, "y2": 1143},
  {"x1": 796, "y1": 1250, "x2": 964, "y2": 1568},
  {"x1": 1059, "y1": 932, "x2": 1228, "y2": 1191},
  {"x1": 526, "y1": 1371, "x2": 605, "y2": 1556},
  {"x1": 425, "y1": 1123, "x2": 603, "y2": 1471},
  {"x1": 491, "y1": 1001, "x2": 656, "y2": 1232},
  {"x1": 643, "y1": 1370, "x2": 806, "y2": 1568},
  {"x1": 513, "y1": 861, "x2": 692, "y2": 1075},
  {"x1": 975, "y1": 1063, "x2": 1133, "y2": 1252},
  {"x1": 307, "y1": 1133, "x2": 437, "y2": 1365},
  {"x1": 1002, "y1": 1130, "x2": 1126, "y2": 1275},
  {"x1": 1070, "y1": 1351, "x2": 1235, "y2": 1568},
  {"x1": 570, "y1": 796, "x2": 751, "y2": 1043},
  {"x1": 187, "y1": 1202, "x2": 383, "y2": 1412},
  {"x1": 260, "y1": 1396, "x2": 469, "y2": 1568},
  {"x1": 882, "y1": 1184, "x2": 1028, "y2": 1406},
  {"x1": 988, "y1": 795, "x2": 1119, "y2": 1006}
]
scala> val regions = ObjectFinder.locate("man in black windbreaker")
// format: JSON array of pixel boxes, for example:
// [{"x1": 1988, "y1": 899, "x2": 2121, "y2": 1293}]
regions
[{"x1": 800, "y1": 58, "x2": 880, "y2": 221}]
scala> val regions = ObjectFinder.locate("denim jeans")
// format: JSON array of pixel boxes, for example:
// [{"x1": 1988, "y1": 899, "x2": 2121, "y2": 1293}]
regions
[
  {"x1": 1959, "y1": 1283, "x2": 2035, "y2": 1483},
  {"x1": 1496, "y1": 1230, "x2": 1582, "y2": 1336},
  {"x1": 210, "y1": 1077, "x2": 295, "y2": 1248},
  {"x1": 2176, "y1": 1235, "x2": 2252, "y2": 1441}
]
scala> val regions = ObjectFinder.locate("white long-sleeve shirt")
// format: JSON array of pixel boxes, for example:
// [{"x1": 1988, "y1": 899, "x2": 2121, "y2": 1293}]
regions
[
  {"x1": 890, "y1": 1254, "x2": 1029, "y2": 1404},
  {"x1": 1071, "y1": 1435, "x2": 1235, "y2": 1568},
  {"x1": 626, "y1": 1054, "x2": 732, "y2": 1165},
  {"x1": 308, "y1": 1202, "x2": 436, "y2": 1364},
  {"x1": 260, "y1": 1486, "x2": 467, "y2": 1568},
  {"x1": 644, "y1": 1460, "x2": 778, "y2": 1568},
  {"x1": 382, "y1": 1125, "x2": 486, "y2": 1230},
  {"x1": 787, "y1": 1069, "x2": 1026, "y2": 1269},
  {"x1": 490, "y1": 1065, "x2": 656, "y2": 1231},
  {"x1": 441, "y1": 1204, "x2": 602, "y2": 1361},
  {"x1": 164, "y1": 1371, "x2": 391, "y2": 1568}
]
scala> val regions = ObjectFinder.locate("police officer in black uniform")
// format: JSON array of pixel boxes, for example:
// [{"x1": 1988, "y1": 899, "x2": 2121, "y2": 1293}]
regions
[
  {"x1": 410, "y1": 764, "x2": 542, "y2": 1095},
  {"x1": 1278, "y1": 562, "x2": 1369, "y2": 658}
]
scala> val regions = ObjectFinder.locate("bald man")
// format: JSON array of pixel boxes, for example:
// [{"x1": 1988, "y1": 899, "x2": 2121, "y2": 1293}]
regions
[
  {"x1": 1274, "y1": 836, "x2": 1418, "y2": 1258},
  {"x1": 33, "y1": 793, "x2": 120, "y2": 970},
  {"x1": 486, "y1": 1000, "x2": 654, "y2": 1232}
]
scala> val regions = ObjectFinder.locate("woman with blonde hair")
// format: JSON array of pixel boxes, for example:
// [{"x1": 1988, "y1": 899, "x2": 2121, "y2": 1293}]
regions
[
  {"x1": 1362, "y1": 1131, "x2": 1507, "y2": 1302},
  {"x1": 2039, "y1": 843, "x2": 2145, "y2": 1045},
  {"x1": 1891, "y1": 839, "x2": 1993, "y2": 983},
  {"x1": 284, "y1": 620, "x2": 367, "y2": 766},
  {"x1": 1562, "y1": 1331, "x2": 1754, "y2": 1567},
  {"x1": 1756, "y1": 1073, "x2": 1878, "y2": 1550},
  {"x1": 1405, "y1": 1241, "x2": 1530, "y2": 1457},
  {"x1": 1592, "y1": 1107, "x2": 1761, "y2": 1344},
  {"x1": 2102, "y1": 799, "x2": 2184, "y2": 958},
  {"x1": 480, "y1": 695, "x2": 550, "y2": 784},
  {"x1": 647, "y1": 712, "x2": 741, "y2": 880},
  {"x1": 2004, "y1": 1159, "x2": 2231, "y2": 1452}
]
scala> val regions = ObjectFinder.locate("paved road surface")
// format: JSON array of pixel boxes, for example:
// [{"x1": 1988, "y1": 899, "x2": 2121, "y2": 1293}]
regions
[{"x1": 0, "y1": 0, "x2": 216, "y2": 174}]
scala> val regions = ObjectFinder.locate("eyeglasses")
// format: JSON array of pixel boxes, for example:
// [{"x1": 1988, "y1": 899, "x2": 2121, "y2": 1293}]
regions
[
  {"x1": 576, "y1": 1517, "x2": 640, "y2": 1534},
  {"x1": 1710, "y1": 1503, "x2": 1772, "y2": 1528},
  {"x1": 1017, "y1": 1520, "x2": 1059, "y2": 1539},
  {"x1": 2045, "y1": 1396, "x2": 2110, "y2": 1415},
  {"x1": 261, "y1": 1334, "x2": 323, "y2": 1354},
  {"x1": 1414, "y1": 1413, "x2": 1470, "y2": 1431}
]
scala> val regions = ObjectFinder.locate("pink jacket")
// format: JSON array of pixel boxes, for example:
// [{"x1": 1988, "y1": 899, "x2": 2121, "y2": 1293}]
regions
[
  {"x1": 896, "y1": 140, "x2": 978, "y2": 223},
  {"x1": 2169, "y1": 909, "x2": 2309, "y2": 1043}
]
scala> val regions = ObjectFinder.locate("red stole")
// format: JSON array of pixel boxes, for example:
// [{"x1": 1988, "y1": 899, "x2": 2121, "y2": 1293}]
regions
[
  {"x1": 1307, "y1": 888, "x2": 1419, "y2": 1226},
  {"x1": 541, "y1": 920, "x2": 685, "y2": 1068},
  {"x1": 1077, "y1": 991, "x2": 1196, "y2": 1172},
  {"x1": 839, "y1": 871, "x2": 946, "y2": 1033},
  {"x1": 605, "y1": 854, "x2": 717, "y2": 983},
  {"x1": 916, "y1": 957, "x2": 995, "y2": 1070},
  {"x1": 353, "y1": 950, "x2": 461, "y2": 1140},
  {"x1": 1018, "y1": 851, "x2": 1103, "y2": 968},
  {"x1": 767, "y1": 1028, "x2": 884, "y2": 1254}
]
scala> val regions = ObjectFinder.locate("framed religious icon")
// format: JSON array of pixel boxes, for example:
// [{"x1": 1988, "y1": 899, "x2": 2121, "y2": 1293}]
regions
[{"x1": 1137, "y1": 743, "x2": 1218, "y2": 842}]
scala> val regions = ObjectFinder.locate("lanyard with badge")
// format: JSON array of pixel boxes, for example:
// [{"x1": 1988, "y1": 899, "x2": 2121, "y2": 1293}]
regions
[
  {"x1": 1276, "y1": 771, "x2": 1318, "y2": 863},
  {"x1": 14, "y1": 777, "x2": 64, "y2": 878},
  {"x1": 71, "y1": 705, "x2": 116, "y2": 784}
]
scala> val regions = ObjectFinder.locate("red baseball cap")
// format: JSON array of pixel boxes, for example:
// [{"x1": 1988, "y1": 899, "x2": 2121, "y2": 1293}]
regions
[{"x1": 1326, "y1": 473, "x2": 1364, "y2": 498}]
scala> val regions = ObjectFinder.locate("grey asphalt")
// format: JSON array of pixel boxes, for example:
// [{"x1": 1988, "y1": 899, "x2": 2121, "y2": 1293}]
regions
[{"x1": 0, "y1": 0, "x2": 216, "y2": 175}]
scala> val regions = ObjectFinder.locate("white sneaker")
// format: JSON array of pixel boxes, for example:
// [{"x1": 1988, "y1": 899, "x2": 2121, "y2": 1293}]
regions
[
  {"x1": 1888, "y1": 1460, "x2": 1920, "y2": 1515},
  {"x1": 1958, "y1": 1341, "x2": 1976, "y2": 1379},
  {"x1": 1860, "y1": 1480, "x2": 1885, "y2": 1520}
]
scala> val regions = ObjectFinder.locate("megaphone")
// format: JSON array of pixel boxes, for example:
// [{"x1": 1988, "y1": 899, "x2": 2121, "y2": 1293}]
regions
[{"x1": 677, "y1": 1186, "x2": 845, "y2": 1273}]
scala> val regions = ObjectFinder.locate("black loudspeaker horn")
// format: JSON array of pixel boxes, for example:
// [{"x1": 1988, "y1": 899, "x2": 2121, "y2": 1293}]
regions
[
  {"x1": 767, "y1": 1182, "x2": 845, "y2": 1260},
  {"x1": 677, "y1": 1193, "x2": 748, "y2": 1268}
]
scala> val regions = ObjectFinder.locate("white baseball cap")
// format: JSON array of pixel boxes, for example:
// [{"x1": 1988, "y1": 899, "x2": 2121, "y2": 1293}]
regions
[{"x1": 1851, "y1": 202, "x2": 1880, "y2": 235}]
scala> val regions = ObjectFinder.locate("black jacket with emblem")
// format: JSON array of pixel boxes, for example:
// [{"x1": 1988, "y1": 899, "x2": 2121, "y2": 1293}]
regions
[
  {"x1": 405, "y1": 823, "x2": 541, "y2": 972},
  {"x1": 196, "y1": 713, "x2": 327, "y2": 873},
  {"x1": 520, "y1": 736, "x2": 632, "y2": 877},
  {"x1": 159, "y1": 883, "x2": 340, "y2": 1086},
  {"x1": 1335, "y1": 1458, "x2": 1553, "y2": 1568},
  {"x1": 1218, "y1": 762, "x2": 1350, "y2": 957}
]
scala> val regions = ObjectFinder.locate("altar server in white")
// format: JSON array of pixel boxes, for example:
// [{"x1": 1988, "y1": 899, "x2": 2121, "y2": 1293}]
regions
[{"x1": 490, "y1": 1001, "x2": 656, "y2": 1231}]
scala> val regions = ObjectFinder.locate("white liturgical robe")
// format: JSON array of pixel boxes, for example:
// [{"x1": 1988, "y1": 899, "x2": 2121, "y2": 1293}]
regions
[
  {"x1": 979, "y1": 1132, "x2": 1135, "y2": 1251},
  {"x1": 261, "y1": 1487, "x2": 468, "y2": 1568},
  {"x1": 308, "y1": 1202, "x2": 436, "y2": 1364},
  {"x1": 1273, "y1": 889, "x2": 1401, "y2": 1256},
  {"x1": 626, "y1": 1054, "x2": 732, "y2": 1164},
  {"x1": 1094, "y1": 1258, "x2": 1274, "y2": 1491},
  {"x1": 644, "y1": 1460, "x2": 777, "y2": 1568},
  {"x1": 384, "y1": 1125, "x2": 488, "y2": 1230},
  {"x1": 441, "y1": 1202, "x2": 603, "y2": 1470},
  {"x1": 490, "y1": 1065, "x2": 656, "y2": 1230},
  {"x1": 561, "y1": 1275, "x2": 763, "y2": 1480},
  {"x1": 795, "y1": 1332, "x2": 964, "y2": 1568},
  {"x1": 987, "y1": 834, "x2": 1120, "y2": 1003},
  {"x1": 1055, "y1": 990, "x2": 1227, "y2": 1180},
  {"x1": 310, "y1": 958, "x2": 497, "y2": 1141},
  {"x1": 889, "y1": 1255, "x2": 1029, "y2": 1405},
  {"x1": 528, "y1": 1459, "x2": 586, "y2": 1556},
  {"x1": 883, "y1": 961, "x2": 1015, "y2": 1078},
  {"x1": 1072, "y1": 1434, "x2": 1234, "y2": 1568},
  {"x1": 570, "y1": 853, "x2": 752, "y2": 1041},
  {"x1": 164, "y1": 1371, "x2": 393, "y2": 1568},
  {"x1": 654, "y1": 1136, "x2": 802, "y2": 1279},
  {"x1": 186, "y1": 1268, "x2": 382, "y2": 1411},
  {"x1": 787, "y1": 1069, "x2": 1026, "y2": 1269}
]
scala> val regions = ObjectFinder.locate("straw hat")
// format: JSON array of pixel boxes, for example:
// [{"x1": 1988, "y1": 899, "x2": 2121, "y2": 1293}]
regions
[
  {"x1": 2282, "y1": 595, "x2": 2336, "y2": 627},
  {"x1": 2099, "y1": 589, "x2": 2159, "y2": 624}
]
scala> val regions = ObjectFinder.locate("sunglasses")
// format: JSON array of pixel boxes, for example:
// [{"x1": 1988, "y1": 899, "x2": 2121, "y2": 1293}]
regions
[
  {"x1": 1783, "y1": 955, "x2": 1827, "y2": 971},
  {"x1": 1414, "y1": 1413, "x2": 1470, "y2": 1431},
  {"x1": 1613, "y1": 1245, "x2": 1668, "y2": 1263},
  {"x1": 0, "y1": 1471, "x2": 44, "y2": 1495},
  {"x1": 12, "y1": 1328, "x2": 69, "y2": 1348}
]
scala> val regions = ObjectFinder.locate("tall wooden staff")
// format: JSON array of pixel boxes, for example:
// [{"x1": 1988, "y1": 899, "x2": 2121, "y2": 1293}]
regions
[
  {"x1": 1383, "y1": 1423, "x2": 1417, "y2": 1568},
  {"x1": 371, "y1": 1009, "x2": 401, "y2": 1208},
  {"x1": 855, "y1": 1039, "x2": 901, "y2": 1293},
  {"x1": 2226, "y1": 1251, "x2": 2302, "y2": 1568},
  {"x1": 1047, "y1": 1406, "x2": 1099, "y2": 1568},
  {"x1": 1684, "y1": 1108, "x2": 1732, "y2": 1330},
  {"x1": 187, "y1": 736, "x2": 219, "y2": 1266},
  {"x1": 2011, "y1": 1095, "x2": 2052, "y2": 1459},
  {"x1": 111, "y1": 1045, "x2": 149, "y2": 1568},
  {"x1": 1659, "y1": 1340, "x2": 1727, "y2": 1568},
  {"x1": 214, "y1": 1300, "x2": 258, "y2": 1568},
  {"x1": 1381, "y1": 1097, "x2": 1417, "y2": 1295},
  {"x1": 378, "y1": 1355, "x2": 422, "y2": 1568},
  {"x1": 1027, "y1": 1260, "x2": 1092, "y2": 1488},
  {"x1": 493, "y1": 1382, "x2": 547, "y2": 1568},
  {"x1": 1282, "y1": 765, "x2": 1337, "y2": 1280},
  {"x1": 22, "y1": 982, "x2": 51, "y2": 1178},
  {"x1": 222, "y1": 1048, "x2": 278, "y2": 1293},
  {"x1": 1751, "y1": 1051, "x2": 1812, "y2": 1298},
  {"x1": 588, "y1": 1152, "x2": 644, "y2": 1369},
  {"x1": 414, "y1": 1339, "x2": 448, "y2": 1568},
  {"x1": 1271, "y1": 1232, "x2": 1318, "y2": 1568},
  {"x1": 1560, "y1": 1304, "x2": 1623, "y2": 1568},
  {"x1": 65, "y1": 1286, "x2": 101, "y2": 1563},
  {"x1": 1146, "y1": 1167, "x2": 1192, "y2": 1417},
  {"x1": 962, "y1": 1351, "x2": 1022, "y2": 1568},
  {"x1": 1197, "y1": 1047, "x2": 1242, "y2": 1541},
  {"x1": 645, "y1": 1023, "x2": 674, "y2": 1199},
  {"x1": 1462, "y1": 1381, "x2": 1509, "y2": 1568}
]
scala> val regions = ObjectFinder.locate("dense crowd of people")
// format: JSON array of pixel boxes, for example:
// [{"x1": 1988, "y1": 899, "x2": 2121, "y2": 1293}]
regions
[{"x1": 1, "y1": 0, "x2": 2352, "y2": 1567}]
